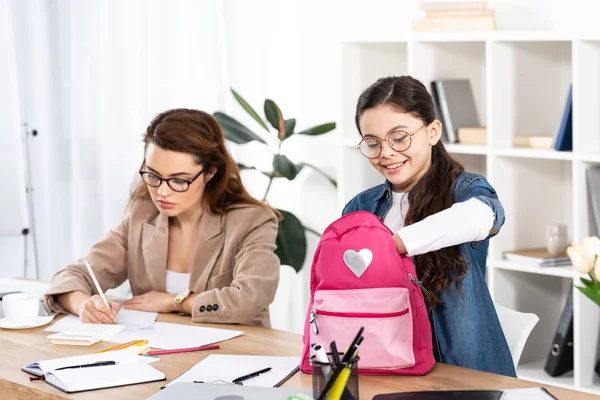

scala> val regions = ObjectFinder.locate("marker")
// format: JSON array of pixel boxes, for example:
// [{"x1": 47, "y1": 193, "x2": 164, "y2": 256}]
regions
[{"x1": 311, "y1": 343, "x2": 332, "y2": 378}]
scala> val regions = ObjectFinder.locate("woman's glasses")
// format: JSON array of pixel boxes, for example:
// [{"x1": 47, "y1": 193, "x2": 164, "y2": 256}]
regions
[
  {"x1": 139, "y1": 167, "x2": 205, "y2": 193},
  {"x1": 357, "y1": 124, "x2": 427, "y2": 159}
]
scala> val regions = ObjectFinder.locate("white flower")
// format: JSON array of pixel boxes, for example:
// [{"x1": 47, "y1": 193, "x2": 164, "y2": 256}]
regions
[
  {"x1": 567, "y1": 243, "x2": 595, "y2": 274},
  {"x1": 582, "y1": 236, "x2": 600, "y2": 260}
]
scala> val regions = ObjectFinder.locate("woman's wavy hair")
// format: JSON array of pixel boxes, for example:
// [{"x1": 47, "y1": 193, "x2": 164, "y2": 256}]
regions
[
  {"x1": 129, "y1": 108, "x2": 278, "y2": 218},
  {"x1": 355, "y1": 76, "x2": 466, "y2": 309}
]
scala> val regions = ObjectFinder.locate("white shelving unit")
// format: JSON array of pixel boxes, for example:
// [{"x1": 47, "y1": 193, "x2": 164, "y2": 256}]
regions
[{"x1": 339, "y1": 32, "x2": 600, "y2": 396}]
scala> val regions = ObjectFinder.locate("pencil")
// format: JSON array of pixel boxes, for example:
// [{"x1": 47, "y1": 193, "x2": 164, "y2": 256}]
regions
[
  {"x1": 95, "y1": 340, "x2": 146, "y2": 353},
  {"x1": 146, "y1": 344, "x2": 220, "y2": 356}
]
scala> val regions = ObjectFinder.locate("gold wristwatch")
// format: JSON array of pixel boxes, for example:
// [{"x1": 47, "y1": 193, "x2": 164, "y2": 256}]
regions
[{"x1": 174, "y1": 289, "x2": 191, "y2": 313}]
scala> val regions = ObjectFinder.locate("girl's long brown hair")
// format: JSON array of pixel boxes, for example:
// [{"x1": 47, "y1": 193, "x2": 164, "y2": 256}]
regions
[
  {"x1": 355, "y1": 76, "x2": 466, "y2": 309},
  {"x1": 129, "y1": 108, "x2": 278, "y2": 217}
]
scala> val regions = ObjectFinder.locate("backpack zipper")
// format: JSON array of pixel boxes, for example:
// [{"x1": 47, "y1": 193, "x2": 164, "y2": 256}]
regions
[
  {"x1": 408, "y1": 274, "x2": 431, "y2": 296},
  {"x1": 310, "y1": 307, "x2": 408, "y2": 335},
  {"x1": 310, "y1": 309, "x2": 319, "y2": 334},
  {"x1": 315, "y1": 309, "x2": 408, "y2": 318}
]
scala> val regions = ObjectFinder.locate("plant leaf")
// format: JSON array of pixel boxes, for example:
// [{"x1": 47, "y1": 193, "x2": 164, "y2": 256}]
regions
[
  {"x1": 213, "y1": 112, "x2": 266, "y2": 144},
  {"x1": 580, "y1": 276, "x2": 595, "y2": 289},
  {"x1": 283, "y1": 118, "x2": 296, "y2": 140},
  {"x1": 273, "y1": 155, "x2": 299, "y2": 180},
  {"x1": 296, "y1": 162, "x2": 337, "y2": 187},
  {"x1": 575, "y1": 284, "x2": 600, "y2": 307},
  {"x1": 236, "y1": 163, "x2": 270, "y2": 178},
  {"x1": 264, "y1": 99, "x2": 282, "y2": 131},
  {"x1": 275, "y1": 209, "x2": 307, "y2": 272},
  {"x1": 231, "y1": 89, "x2": 269, "y2": 132},
  {"x1": 296, "y1": 122, "x2": 336, "y2": 136}
]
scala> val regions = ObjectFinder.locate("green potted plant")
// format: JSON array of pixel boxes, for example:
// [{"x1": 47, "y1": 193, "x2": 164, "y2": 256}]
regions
[{"x1": 214, "y1": 89, "x2": 336, "y2": 272}]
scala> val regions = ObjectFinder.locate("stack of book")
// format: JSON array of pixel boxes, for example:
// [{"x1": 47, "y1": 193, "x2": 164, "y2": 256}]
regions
[
  {"x1": 412, "y1": 1, "x2": 496, "y2": 32},
  {"x1": 503, "y1": 248, "x2": 571, "y2": 268}
]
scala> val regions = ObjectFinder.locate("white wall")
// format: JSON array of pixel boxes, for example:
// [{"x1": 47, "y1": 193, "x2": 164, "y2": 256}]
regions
[{"x1": 2, "y1": 0, "x2": 599, "y2": 333}]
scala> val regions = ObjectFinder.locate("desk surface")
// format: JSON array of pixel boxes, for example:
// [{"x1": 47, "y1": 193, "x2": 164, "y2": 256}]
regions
[{"x1": 0, "y1": 313, "x2": 594, "y2": 400}]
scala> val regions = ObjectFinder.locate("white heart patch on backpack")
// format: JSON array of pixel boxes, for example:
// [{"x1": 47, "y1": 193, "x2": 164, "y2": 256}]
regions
[{"x1": 343, "y1": 248, "x2": 373, "y2": 277}]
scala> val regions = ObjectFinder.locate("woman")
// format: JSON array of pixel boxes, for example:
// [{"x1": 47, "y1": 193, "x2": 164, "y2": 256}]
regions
[
  {"x1": 342, "y1": 76, "x2": 516, "y2": 376},
  {"x1": 44, "y1": 108, "x2": 280, "y2": 327}
]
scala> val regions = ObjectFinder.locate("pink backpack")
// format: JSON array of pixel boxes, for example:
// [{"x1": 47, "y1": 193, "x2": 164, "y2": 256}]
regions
[{"x1": 300, "y1": 211, "x2": 435, "y2": 375}]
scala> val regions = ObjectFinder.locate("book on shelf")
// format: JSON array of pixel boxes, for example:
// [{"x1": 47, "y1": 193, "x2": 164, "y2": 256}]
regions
[
  {"x1": 431, "y1": 79, "x2": 480, "y2": 144},
  {"x1": 412, "y1": 15, "x2": 495, "y2": 32},
  {"x1": 502, "y1": 248, "x2": 571, "y2": 267},
  {"x1": 544, "y1": 286, "x2": 574, "y2": 377},
  {"x1": 419, "y1": 1, "x2": 489, "y2": 12},
  {"x1": 457, "y1": 126, "x2": 486, "y2": 145},
  {"x1": 414, "y1": 1, "x2": 495, "y2": 32},
  {"x1": 586, "y1": 165, "x2": 600, "y2": 236},
  {"x1": 552, "y1": 84, "x2": 572, "y2": 151},
  {"x1": 512, "y1": 135, "x2": 554, "y2": 149}
]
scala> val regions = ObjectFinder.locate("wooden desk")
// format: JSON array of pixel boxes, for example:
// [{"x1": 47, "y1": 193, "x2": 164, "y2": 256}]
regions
[{"x1": 0, "y1": 313, "x2": 594, "y2": 400}]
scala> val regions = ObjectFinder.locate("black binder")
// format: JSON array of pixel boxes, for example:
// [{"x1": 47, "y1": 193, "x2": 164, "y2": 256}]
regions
[{"x1": 544, "y1": 286, "x2": 574, "y2": 377}]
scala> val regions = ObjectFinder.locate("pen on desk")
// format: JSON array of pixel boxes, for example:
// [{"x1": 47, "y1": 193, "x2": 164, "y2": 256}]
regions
[
  {"x1": 55, "y1": 361, "x2": 117, "y2": 370},
  {"x1": 146, "y1": 344, "x2": 220, "y2": 356},
  {"x1": 83, "y1": 258, "x2": 110, "y2": 310},
  {"x1": 231, "y1": 366, "x2": 272, "y2": 384}
]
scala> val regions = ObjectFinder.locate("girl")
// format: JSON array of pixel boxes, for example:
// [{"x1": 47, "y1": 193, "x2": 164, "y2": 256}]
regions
[
  {"x1": 45, "y1": 109, "x2": 280, "y2": 327},
  {"x1": 342, "y1": 76, "x2": 516, "y2": 377}
]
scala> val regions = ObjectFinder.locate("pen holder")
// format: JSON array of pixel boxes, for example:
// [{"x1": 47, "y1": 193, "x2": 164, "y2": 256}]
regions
[{"x1": 310, "y1": 354, "x2": 359, "y2": 400}]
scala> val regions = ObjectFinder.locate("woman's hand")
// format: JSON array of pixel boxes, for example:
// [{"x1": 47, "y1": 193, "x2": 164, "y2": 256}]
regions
[
  {"x1": 392, "y1": 233, "x2": 408, "y2": 255},
  {"x1": 121, "y1": 291, "x2": 176, "y2": 313},
  {"x1": 78, "y1": 295, "x2": 121, "y2": 324}
]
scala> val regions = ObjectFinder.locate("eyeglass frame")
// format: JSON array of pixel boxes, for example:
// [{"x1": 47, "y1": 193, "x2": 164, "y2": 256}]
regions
[
  {"x1": 138, "y1": 166, "x2": 206, "y2": 193},
  {"x1": 356, "y1": 123, "x2": 428, "y2": 159}
]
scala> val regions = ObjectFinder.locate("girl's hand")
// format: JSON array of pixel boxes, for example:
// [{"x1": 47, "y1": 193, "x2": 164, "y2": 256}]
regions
[
  {"x1": 392, "y1": 233, "x2": 408, "y2": 255},
  {"x1": 78, "y1": 295, "x2": 121, "y2": 324},
  {"x1": 121, "y1": 291, "x2": 176, "y2": 313}
]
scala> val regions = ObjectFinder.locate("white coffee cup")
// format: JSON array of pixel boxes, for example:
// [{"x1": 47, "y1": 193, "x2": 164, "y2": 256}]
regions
[{"x1": 2, "y1": 293, "x2": 40, "y2": 325}]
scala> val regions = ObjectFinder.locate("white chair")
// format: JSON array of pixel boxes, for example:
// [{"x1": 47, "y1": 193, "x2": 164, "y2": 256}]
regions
[{"x1": 494, "y1": 303, "x2": 540, "y2": 368}]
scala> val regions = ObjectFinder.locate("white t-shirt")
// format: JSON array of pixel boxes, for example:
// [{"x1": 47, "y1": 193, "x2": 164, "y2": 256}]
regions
[
  {"x1": 383, "y1": 196, "x2": 495, "y2": 256},
  {"x1": 165, "y1": 269, "x2": 191, "y2": 294}
]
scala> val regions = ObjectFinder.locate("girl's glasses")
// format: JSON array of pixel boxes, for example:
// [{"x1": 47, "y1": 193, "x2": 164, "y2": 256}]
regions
[{"x1": 357, "y1": 124, "x2": 427, "y2": 159}]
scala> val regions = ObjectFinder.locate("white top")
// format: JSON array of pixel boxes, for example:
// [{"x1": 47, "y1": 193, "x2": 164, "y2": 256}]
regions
[
  {"x1": 165, "y1": 270, "x2": 191, "y2": 294},
  {"x1": 383, "y1": 196, "x2": 495, "y2": 257}
]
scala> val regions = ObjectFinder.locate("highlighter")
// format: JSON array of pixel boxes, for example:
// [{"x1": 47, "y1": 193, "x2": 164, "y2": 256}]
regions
[{"x1": 325, "y1": 365, "x2": 352, "y2": 400}]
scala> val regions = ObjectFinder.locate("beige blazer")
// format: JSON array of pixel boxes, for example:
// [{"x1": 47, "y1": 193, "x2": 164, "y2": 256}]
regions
[{"x1": 44, "y1": 199, "x2": 280, "y2": 327}]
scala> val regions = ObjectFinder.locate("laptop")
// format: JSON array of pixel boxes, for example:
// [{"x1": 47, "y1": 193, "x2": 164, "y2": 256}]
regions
[{"x1": 146, "y1": 383, "x2": 312, "y2": 400}]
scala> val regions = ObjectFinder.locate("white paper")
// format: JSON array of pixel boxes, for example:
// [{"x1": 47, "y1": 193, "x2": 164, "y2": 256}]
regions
[
  {"x1": 167, "y1": 355, "x2": 300, "y2": 387},
  {"x1": 45, "y1": 309, "x2": 157, "y2": 333},
  {"x1": 45, "y1": 362, "x2": 164, "y2": 392},
  {"x1": 107, "y1": 322, "x2": 243, "y2": 350},
  {"x1": 0, "y1": 278, "x2": 49, "y2": 298},
  {"x1": 114, "y1": 309, "x2": 157, "y2": 330},
  {"x1": 501, "y1": 388, "x2": 558, "y2": 400}
]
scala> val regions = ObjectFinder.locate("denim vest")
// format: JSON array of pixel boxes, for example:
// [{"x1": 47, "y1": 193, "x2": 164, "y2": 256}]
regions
[{"x1": 342, "y1": 172, "x2": 517, "y2": 377}]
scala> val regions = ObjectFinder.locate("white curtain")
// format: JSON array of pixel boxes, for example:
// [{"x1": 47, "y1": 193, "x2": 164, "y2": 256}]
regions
[{"x1": 4, "y1": 0, "x2": 325, "y2": 333}]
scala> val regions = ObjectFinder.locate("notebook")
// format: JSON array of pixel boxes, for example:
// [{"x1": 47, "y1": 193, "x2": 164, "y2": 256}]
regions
[
  {"x1": 22, "y1": 349, "x2": 165, "y2": 393},
  {"x1": 373, "y1": 387, "x2": 558, "y2": 400},
  {"x1": 147, "y1": 383, "x2": 312, "y2": 400},
  {"x1": 166, "y1": 354, "x2": 300, "y2": 387},
  {"x1": 46, "y1": 323, "x2": 126, "y2": 346}
]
